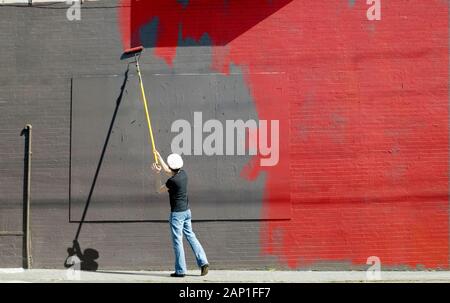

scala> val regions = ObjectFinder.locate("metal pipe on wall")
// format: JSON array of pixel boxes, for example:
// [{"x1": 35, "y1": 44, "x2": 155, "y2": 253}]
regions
[{"x1": 21, "y1": 124, "x2": 33, "y2": 269}]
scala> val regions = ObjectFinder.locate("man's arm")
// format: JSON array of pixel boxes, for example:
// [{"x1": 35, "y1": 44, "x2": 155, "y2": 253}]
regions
[
  {"x1": 152, "y1": 163, "x2": 168, "y2": 193},
  {"x1": 154, "y1": 150, "x2": 172, "y2": 176}
]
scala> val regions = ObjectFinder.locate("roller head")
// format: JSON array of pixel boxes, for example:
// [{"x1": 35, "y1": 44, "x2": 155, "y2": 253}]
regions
[
  {"x1": 121, "y1": 46, "x2": 144, "y2": 60},
  {"x1": 124, "y1": 46, "x2": 144, "y2": 55}
]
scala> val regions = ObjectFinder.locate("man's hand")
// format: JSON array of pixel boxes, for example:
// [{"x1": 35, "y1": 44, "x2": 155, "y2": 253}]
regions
[
  {"x1": 153, "y1": 150, "x2": 172, "y2": 175},
  {"x1": 152, "y1": 163, "x2": 162, "y2": 174}
]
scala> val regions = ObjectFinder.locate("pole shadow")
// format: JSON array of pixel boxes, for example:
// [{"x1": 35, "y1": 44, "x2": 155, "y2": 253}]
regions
[{"x1": 65, "y1": 65, "x2": 131, "y2": 271}]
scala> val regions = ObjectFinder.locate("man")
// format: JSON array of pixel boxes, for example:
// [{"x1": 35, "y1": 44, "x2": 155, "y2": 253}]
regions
[{"x1": 152, "y1": 150, "x2": 209, "y2": 277}]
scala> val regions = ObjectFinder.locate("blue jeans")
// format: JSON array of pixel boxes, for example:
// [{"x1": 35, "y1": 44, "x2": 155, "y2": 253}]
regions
[{"x1": 169, "y1": 209, "x2": 208, "y2": 274}]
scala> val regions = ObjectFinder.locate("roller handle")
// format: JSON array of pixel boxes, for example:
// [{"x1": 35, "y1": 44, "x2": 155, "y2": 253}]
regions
[{"x1": 135, "y1": 56, "x2": 159, "y2": 164}]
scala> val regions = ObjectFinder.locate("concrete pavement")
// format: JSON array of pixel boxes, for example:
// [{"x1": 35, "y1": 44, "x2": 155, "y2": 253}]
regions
[{"x1": 1, "y1": 268, "x2": 450, "y2": 283}]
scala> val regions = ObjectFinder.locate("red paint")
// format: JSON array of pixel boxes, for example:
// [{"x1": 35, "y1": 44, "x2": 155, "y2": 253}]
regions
[
  {"x1": 119, "y1": 0, "x2": 293, "y2": 65},
  {"x1": 119, "y1": 0, "x2": 449, "y2": 269}
]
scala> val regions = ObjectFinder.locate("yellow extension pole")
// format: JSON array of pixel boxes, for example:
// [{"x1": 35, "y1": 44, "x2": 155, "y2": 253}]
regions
[{"x1": 135, "y1": 57, "x2": 158, "y2": 164}]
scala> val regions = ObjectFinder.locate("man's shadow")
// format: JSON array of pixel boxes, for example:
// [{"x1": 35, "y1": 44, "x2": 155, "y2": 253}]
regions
[
  {"x1": 64, "y1": 240, "x2": 99, "y2": 271},
  {"x1": 64, "y1": 65, "x2": 131, "y2": 271}
]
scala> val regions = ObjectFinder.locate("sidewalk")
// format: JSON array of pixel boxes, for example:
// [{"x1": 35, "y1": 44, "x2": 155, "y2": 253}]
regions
[{"x1": 1, "y1": 269, "x2": 450, "y2": 283}]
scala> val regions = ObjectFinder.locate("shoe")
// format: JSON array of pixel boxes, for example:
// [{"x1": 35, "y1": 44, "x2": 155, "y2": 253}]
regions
[
  {"x1": 170, "y1": 272, "x2": 185, "y2": 278},
  {"x1": 201, "y1": 264, "x2": 209, "y2": 276}
]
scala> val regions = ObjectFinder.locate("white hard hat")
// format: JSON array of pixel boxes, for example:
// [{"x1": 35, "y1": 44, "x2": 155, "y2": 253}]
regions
[{"x1": 167, "y1": 153, "x2": 183, "y2": 170}]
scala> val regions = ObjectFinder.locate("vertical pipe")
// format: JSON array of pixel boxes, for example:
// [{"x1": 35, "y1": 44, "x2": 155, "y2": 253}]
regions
[{"x1": 22, "y1": 124, "x2": 32, "y2": 269}]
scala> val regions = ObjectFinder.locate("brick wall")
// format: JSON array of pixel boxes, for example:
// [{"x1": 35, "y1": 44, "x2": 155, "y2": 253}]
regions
[{"x1": 0, "y1": 0, "x2": 448, "y2": 270}]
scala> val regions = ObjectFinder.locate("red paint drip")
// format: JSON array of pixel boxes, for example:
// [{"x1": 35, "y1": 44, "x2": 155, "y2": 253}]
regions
[{"x1": 119, "y1": 0, "x2": 449, "y2": 269}]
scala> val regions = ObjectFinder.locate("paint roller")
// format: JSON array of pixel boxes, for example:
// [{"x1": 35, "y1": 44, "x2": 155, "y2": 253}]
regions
[{"x1": 123, "y1": 46, "x2": 159, "y2": 164}]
